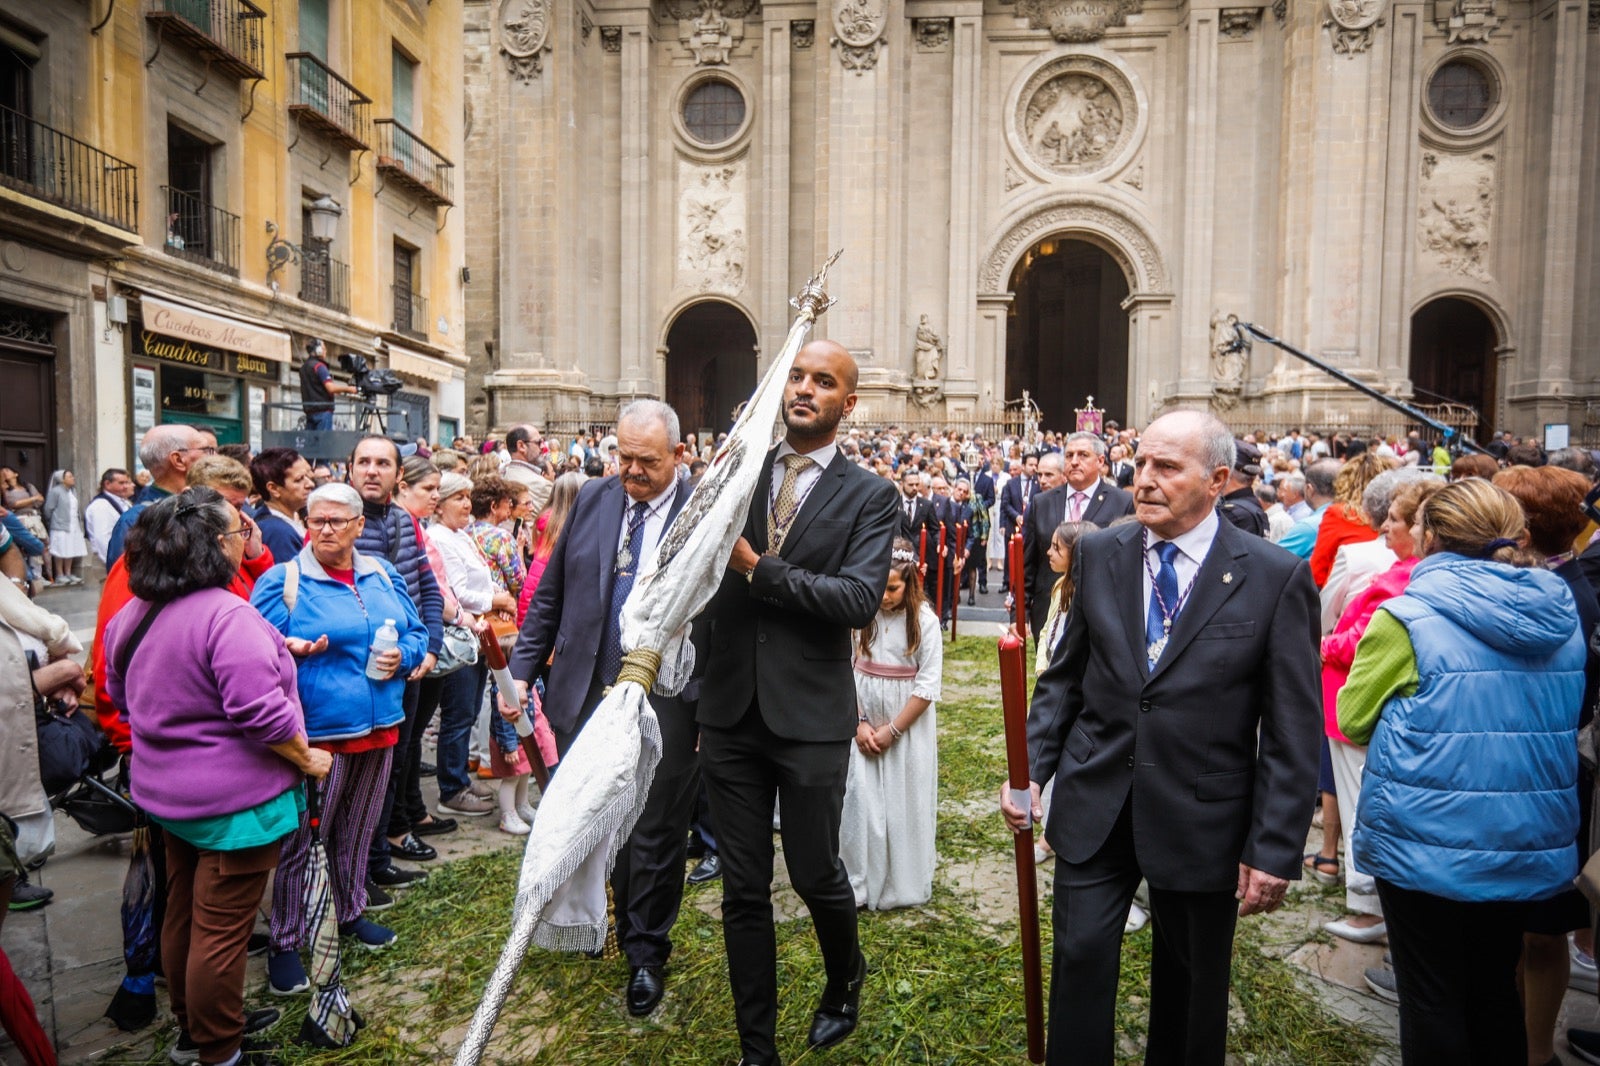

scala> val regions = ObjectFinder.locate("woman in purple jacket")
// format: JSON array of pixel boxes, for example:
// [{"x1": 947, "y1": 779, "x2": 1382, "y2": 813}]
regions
[{"x1": 105, "y1": 489, "x2": 331, "y2": 1066}]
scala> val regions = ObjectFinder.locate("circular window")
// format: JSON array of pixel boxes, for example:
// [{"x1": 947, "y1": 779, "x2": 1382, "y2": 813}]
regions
[
  {"x1": 1427, "y1": 61, "x2": 1494, "y2": 129},
  {"x1": 682, "y1": 80, "x2": 746, "y2": 146}
]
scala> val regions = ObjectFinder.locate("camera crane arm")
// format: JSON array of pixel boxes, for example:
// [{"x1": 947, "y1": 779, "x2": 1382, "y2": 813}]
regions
[{"x1": 1224, "y1": 319, "x2": 1490, "y2": 457}]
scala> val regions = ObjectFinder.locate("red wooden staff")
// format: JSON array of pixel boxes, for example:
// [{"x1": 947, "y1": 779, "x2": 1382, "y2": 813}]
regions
[
  {"x1": 935, "y1": 524, "x2": 947, "y2": 628},
  {"x1": 478, "y1": 629, "x2": 550, "y2": 792},
  {"x1": 950, "y1": 521, "x2": 967, "y2": 641},
  {"x1": 999, "y1": 629, "x2": 1046, "y2": 1063},
  {"x1": 1009, "y1": 531, "x2": 1026, "y2": 636}
]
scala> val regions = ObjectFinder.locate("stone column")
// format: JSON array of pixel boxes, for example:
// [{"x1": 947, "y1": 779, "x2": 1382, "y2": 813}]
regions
[
  {"x1": 975, "y1": 293, "x2": 1013, "y2": 417},
  {"x1": 942, "y1": 7, "x2": 983, "y2": 414},
  {"x1": 1175, "y1": 7, "x2": 1220, "y2": 401},
  {"x1": 1531, "y1": 0, "x2": 1589, "y2": 414},
  {"x1": 1125, "y1": 293, "x2": 1175, "y2": 428},
  {"x1": 759, "y1": 9, "x2": 796, "y2": 375},
  {"x1": 617, "y1": 20, "x2": 654, "y2": 397}
]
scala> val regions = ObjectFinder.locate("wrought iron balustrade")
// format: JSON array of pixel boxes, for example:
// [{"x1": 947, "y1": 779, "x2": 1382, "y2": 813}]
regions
[
  {"x1": 374, "y1": 119, "x2": 454, "y2": 207},
  {"x1": 162, "y1": 184, "x2": 240, "y2": 275},
  {"x1": 391, "y1": 284, "x2": 427, "y2": 342},
  {"x1": 0, "y1": 105, "x2": 139, "y2": 232},
  {"x1": 299, "y1": 250, "x2": 350, "y2": 313},
  {"x1": 285, "y1": 52, "x2": 371, "y2": 151},
  {"x1": 146, "y1": 0, "x2": 267, "y2": 80}
]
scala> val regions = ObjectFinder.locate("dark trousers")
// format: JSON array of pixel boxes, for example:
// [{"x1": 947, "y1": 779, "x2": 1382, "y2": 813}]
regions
[
  {"x1": 700, "y1": 703, "x2": 858, "y2": 1061},
  {"x1": 370, "y1": 679, "x2": 421, "y2": 873},
  {"x1": 436, "y1": 663, "x2": 485, "y2": 802},
  {"x1": 392, "y1": 674, "x2": 444, "y2": 830},
  {"x1": 1048, "y1": 800, "x2": 1238, "y2": 1066},
  {"x1": 1375, "y1": 878, "x2": 1527, "y2": 1066},
  {"x1": 612, "y1": 700, "x2": 700, "y2": 969},
  {"x1": 163, "y1": 835, "x2": 279, "y2": 1064}
]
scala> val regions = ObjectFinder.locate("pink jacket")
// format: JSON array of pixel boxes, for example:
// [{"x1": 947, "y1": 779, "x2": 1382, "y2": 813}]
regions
[{"x1": 1320, "y1": 555, "x2": 1417, "y2": 742}]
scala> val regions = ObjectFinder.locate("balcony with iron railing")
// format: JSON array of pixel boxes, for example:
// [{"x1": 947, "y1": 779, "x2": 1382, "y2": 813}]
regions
[
  {"x1": 374, "y1": 119, "x2": 454, "y2": 207},
  {"x1": 391, "y1": 285, "x2": 427, "y2": 342},
  {"x1": 162, "y1": 185, "x2": 240, "y2": 275},
  {"x1": 299, "y1": 250, "x2": 350, "y2": 314},
  {"x1": 285, "y1": 53, "x2": 371, "y2": 151},
  {"x1": 0, "y1": 105, "x2": 139, "y2": 233},
  {"x1": 146, "y1": 0, "x2": 267, "y2": 80}
]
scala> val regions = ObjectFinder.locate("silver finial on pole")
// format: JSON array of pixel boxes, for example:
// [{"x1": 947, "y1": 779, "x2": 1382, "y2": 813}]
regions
[{"x1": 790, "y1": 249, "x2": 844, "y2": 320}]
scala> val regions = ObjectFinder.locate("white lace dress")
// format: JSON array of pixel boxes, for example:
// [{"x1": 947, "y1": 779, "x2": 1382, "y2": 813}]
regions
[{"x1": 840, "y1": 604, "x2": 942, "y2": 910}]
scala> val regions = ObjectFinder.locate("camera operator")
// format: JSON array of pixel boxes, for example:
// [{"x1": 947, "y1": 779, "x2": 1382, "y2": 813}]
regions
[{"x1": 299, "y1": 339, "x2": 358, "y2": 430}]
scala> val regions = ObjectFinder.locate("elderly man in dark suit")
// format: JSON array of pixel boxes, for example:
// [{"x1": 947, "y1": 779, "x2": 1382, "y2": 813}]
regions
[
  {"x1": 1002, "y1": 409, "x2": 1320, "y2": 1066},
  {"x1": 700, "y1": 340, "x2": 900, "y2": 1066},
  {"x1": 1022, "y1": 432, "x2": 1134, "y2": 639},
  {"x1": 505, "y1": 399, "x2": 701, "y2": 1019}
]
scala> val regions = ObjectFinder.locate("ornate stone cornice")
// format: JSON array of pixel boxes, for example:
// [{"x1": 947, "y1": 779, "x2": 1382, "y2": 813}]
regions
[{"x1": 1013, "y1": 0, "x2": 1144, "y2": 43}]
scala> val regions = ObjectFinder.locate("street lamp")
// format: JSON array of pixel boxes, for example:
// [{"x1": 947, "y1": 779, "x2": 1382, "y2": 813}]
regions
[{"x1": 265, "y1": 195, "x2": 343, "y2": 283}]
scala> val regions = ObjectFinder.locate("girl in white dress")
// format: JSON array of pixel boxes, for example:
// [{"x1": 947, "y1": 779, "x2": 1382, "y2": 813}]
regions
[{"x1": 841, "y1": 540, "x2": 942, "y2": 910}]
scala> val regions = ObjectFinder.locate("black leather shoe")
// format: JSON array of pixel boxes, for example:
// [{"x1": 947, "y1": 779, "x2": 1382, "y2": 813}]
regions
[
  {"x1": 686, "y1": 832, "x2": 706, "y2": 860},
  {"x1": 687, "y1": 854, "x2": 722, "y2": 885},
  {"x1": 391, "y1": 834, "x2": 437, "y2": 862},
  {"x1": 734, "y1": 1057, "x2": 781, "y2": 1066},
  {"x1": 418, "y1": 761, "x2": 437, "y2": 777},
  {"x1": 967, "y1": 590, "x2": 976, "y2": 606},
  {"x1": 807, "y1": 953, "x2": 865, "y2": 1050},
  {"x1": 370, "y1": 863, "x2": 426, "y2": 888},
  {"x1": 412, "y1": 816, "x2": 457, "y2": 837},
  {"x1": 627, "y1": 966, "x2": 665, "y2": 1017}
]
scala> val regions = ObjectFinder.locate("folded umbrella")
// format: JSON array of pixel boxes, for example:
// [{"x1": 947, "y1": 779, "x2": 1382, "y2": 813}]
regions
[
  {"x1": 104, "y1": 819, "x2": 158, "y2": 1032},
  {"x1": 296, "y1": 781, "x2": 358, "y2": 1049},
  {"x1": 454, "y1": 252, "x2": 844, "y2": 1066}
]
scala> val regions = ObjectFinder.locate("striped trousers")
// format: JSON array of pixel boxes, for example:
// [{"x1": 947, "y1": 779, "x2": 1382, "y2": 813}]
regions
[{"x1": 269, "y1": 746, "x2": 393, "y2": 951}]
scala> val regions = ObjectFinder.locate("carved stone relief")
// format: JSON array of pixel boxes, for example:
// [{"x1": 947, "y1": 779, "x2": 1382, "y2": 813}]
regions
[
  {"x1": 1122, "y1": 159, "x2": 1144, "y2": 190},
  {"x1": 1210, "y1": 310, "x2": 1248, "y2": 411},
  {"x1": 1591, "y1": 0, "x2": 1599, "y2": 32},
  {"x1": 580, "y1": 12, "x2": 592, "y2": 41},
  {"x1": 1004, "y1": 165, "x2": 1027, "y2": 192},
  {"x1": 600, "y1": 26, "x2": 622, "y2": 52},
  {"x1": 792, "y1": 20, "x2": 815, "y2": 48},
  {"x1": 980, "y1": 202, "x2": 1166, "y2": 293},
  {"x1": 1014, "y1": 55, "x2": 1138, "y2": 180},
  {"x1": 912, "y1": 314, "x2": 945, "y2": 406},
  {"x1": 1417, "y1": 150, "x2": 1495, "y2": 282},
  {"x1": 678, "y1": 0, "x2": 744, "y2": 65},
  {"x1": 832, "y1": 0, "x2": 885, "y2": 72},
  {"x1": 499, "y1": 0, "x2": 551, "y2": 82},
  {"x1": 1013, "y1": 0, "x2": 1144, "y2": 43},
  {"x1": 1272, "y1": 0, "x2": 1287, "y2": 21},
  {"x1": 1219, "y1": 7, "x2": 1263, "y2": 38},
  {"x1": 1442, "y1": 0, "x2": 1501, "y2": 43},
  {"x1": 677, "y1": 160, "x2": 747, "y2": 294},
  {"x1": 914, "y1": 17, "x2": 952, "y2": 51},
  {"x1": 1324, "y1": 0, "x2": 1385, "y2": 56}
]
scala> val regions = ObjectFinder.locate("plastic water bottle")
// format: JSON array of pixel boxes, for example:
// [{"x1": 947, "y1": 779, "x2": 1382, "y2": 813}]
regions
[{"x1": 366, "y1": 618, "x2": 400, "y2": 680}]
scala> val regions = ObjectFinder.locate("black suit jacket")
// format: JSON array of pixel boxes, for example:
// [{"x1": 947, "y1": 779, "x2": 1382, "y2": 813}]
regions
[
  {"x1": 696, "y1": 447, "x2": 900, "y2": 742},
  {"x1": 1111, "y1": 461, "x2": 1135, "y2": 489},
  {"x1": 509, "y1": 476, "x2": 696, "y2": 735},
  {"x1": 1027, "y1": 519, "x2": 1320, "y2": 891},
  {"x1": 999, "y1": 476, "x2": 1036, "y2": 538},
  {"x1": 1022, "y1": 481, "x2": 1135, "y2": 635},
  {"x1": 898, "y1": 494, "x2": 941, "y2": 548},
  {"x1": 973, "y1": 470, "x2": 997, "y2": 509}
]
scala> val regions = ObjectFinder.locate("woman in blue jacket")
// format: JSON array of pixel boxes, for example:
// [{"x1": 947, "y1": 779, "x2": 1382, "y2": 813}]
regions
[
  {"x1": 1339, "y1": 478, "x2": 1585, "y2": 1066},
  {"x1": 250, "y1": 482, "x2": 428, "y2": 996}
]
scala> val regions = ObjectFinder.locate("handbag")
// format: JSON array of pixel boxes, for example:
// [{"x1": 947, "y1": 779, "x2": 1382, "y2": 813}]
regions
[
  {"x1": 428, "y1": 622, "x2": 480, "y2": 677},
  {"x1": 487, "y1": 613, "x2": 519, "y2": 654}
]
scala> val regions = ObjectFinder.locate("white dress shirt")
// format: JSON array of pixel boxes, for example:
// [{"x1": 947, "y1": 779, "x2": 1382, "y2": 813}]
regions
[
  {"x1": 428, "y1": 522, "x2": 498, "y2": 614},
  {"x1": 1141, "y1": 508, "x2": 1220, "y2": 626},
  {"x1": 769, "y1": 440, "x2": 836, "y2": 515},
  {"x1": 84, "y1": 494, "x2": 131, "y2": 564},
  {"x1": 617, "y1": 481, "x2": 678, "y2": 563},
  {"x1": 1066, "y1": 488, "x2": 1091, "y2": 522}
]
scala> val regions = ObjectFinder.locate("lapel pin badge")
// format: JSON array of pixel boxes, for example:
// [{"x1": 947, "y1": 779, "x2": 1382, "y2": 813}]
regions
[{"x1": 1222, "y1": 572, "x2": 1233, "y2": 584}]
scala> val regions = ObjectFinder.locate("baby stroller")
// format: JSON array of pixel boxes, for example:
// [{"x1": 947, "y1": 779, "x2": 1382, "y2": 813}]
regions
[{"x1": 47, "y1": 740, "x2": 139, "y2": 840}]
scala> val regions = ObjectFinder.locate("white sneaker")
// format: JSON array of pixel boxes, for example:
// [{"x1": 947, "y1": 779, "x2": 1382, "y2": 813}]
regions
[
  {"x1": 1572, "y1": 934, "x2": 1599, "y2": 995},
  {"x1": 498, "y1": 812, "x2": 531, "y2": 835},
  {"x1": 1124, "y1": 903, "x2": 1148, "y2": 934},
  {"x1": 516, "y1": 803, "x2": 537, "y2": 825}
]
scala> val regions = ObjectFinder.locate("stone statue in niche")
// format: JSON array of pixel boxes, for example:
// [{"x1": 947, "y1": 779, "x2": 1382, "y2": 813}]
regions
[
  {"x1": 1209, "y1": 309, "x2": 1248, "y2": 412},
  {"x1": 911, "y1": 315, "x2": 944, "y2": 407},
  {"x1": 499, "y1": 0, "x2": 551, "y2": 82},
  {"x1": 1417, "y1": 151, "x2": 1495, "y2": 282},
  {"x1": 1025, "y1": 75, "x2": 1124, "y2": 172},
  {"x1": 678, "y1": 162, "x2": 747, "y2": 294}
]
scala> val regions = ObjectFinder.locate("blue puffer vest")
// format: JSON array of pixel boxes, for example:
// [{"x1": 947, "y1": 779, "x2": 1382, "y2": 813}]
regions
[
  {"x1": 354, "y1": 498, "x2": 443, "y2": 653},
  {"x1": 1353, "y1": 553, "x2": 1586, "y2": 903}
]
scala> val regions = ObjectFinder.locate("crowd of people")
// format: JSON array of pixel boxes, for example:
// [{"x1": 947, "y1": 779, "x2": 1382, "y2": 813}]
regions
[{"x1": 0, "y1": 384, "x2": 1596, "y2": 1066}]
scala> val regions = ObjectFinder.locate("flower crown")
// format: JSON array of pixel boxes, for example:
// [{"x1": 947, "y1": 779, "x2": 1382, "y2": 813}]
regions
[{"x1": 891, "y1": 548, "x2": 917, "y2": 564}]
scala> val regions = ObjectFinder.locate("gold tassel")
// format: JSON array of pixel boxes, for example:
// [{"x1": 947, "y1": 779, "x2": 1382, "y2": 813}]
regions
[{"x1": 603, "y1": 882, "x2": 620, "y2": 960}]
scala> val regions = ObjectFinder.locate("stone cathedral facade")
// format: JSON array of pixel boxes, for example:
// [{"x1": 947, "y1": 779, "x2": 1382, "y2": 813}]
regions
[{"x1": 461, "y1": 0, "x2": 1599, "y2": 442}]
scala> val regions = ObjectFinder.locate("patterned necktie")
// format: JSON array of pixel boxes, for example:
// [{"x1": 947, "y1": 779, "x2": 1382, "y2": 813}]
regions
[
  {"x1": 1069, "y1": 491, "x2": 1086, "y2": 522},
  {"x1": 598, "y1": 500, "x2": 650, "y2": 688},
  {"x1": 1145, "y1": 541, "x2": 1181, "y2": 667},
  {"x1": 767, "y1": 454, "x2": 815, "y2": 554}
]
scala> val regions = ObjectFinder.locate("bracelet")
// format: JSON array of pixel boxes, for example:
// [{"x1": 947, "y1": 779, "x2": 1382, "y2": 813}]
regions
[
  {"x1": 858, "y1": 715, "x2": 869, "y2": 723},
  {"x1": 889, "y1": 722, "x2": 904, "y2": 739}
]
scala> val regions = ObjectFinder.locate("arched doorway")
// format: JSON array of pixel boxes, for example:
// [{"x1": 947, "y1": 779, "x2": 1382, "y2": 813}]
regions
[
  {"x1": 1005, "y1": 237, "x2": 1130, "y2": 429},
  {"x1": 1409, "y1": 296, "x2": 1498, "y2": 442},
  {"x1": 664, "y1": 300, "x2": 758, "y2": 439}
]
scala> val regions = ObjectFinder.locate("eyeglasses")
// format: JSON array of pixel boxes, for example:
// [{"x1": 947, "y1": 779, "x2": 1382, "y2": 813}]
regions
[
  {"x1": 187, "y1": 445, "x2": 219, "y2": 456},
  {"x1": 307, "y1": 517, "x2": 355, "y2": 532},
  {"x1": 220, "y1": 526, "x2": 247, "y2": 538}
]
